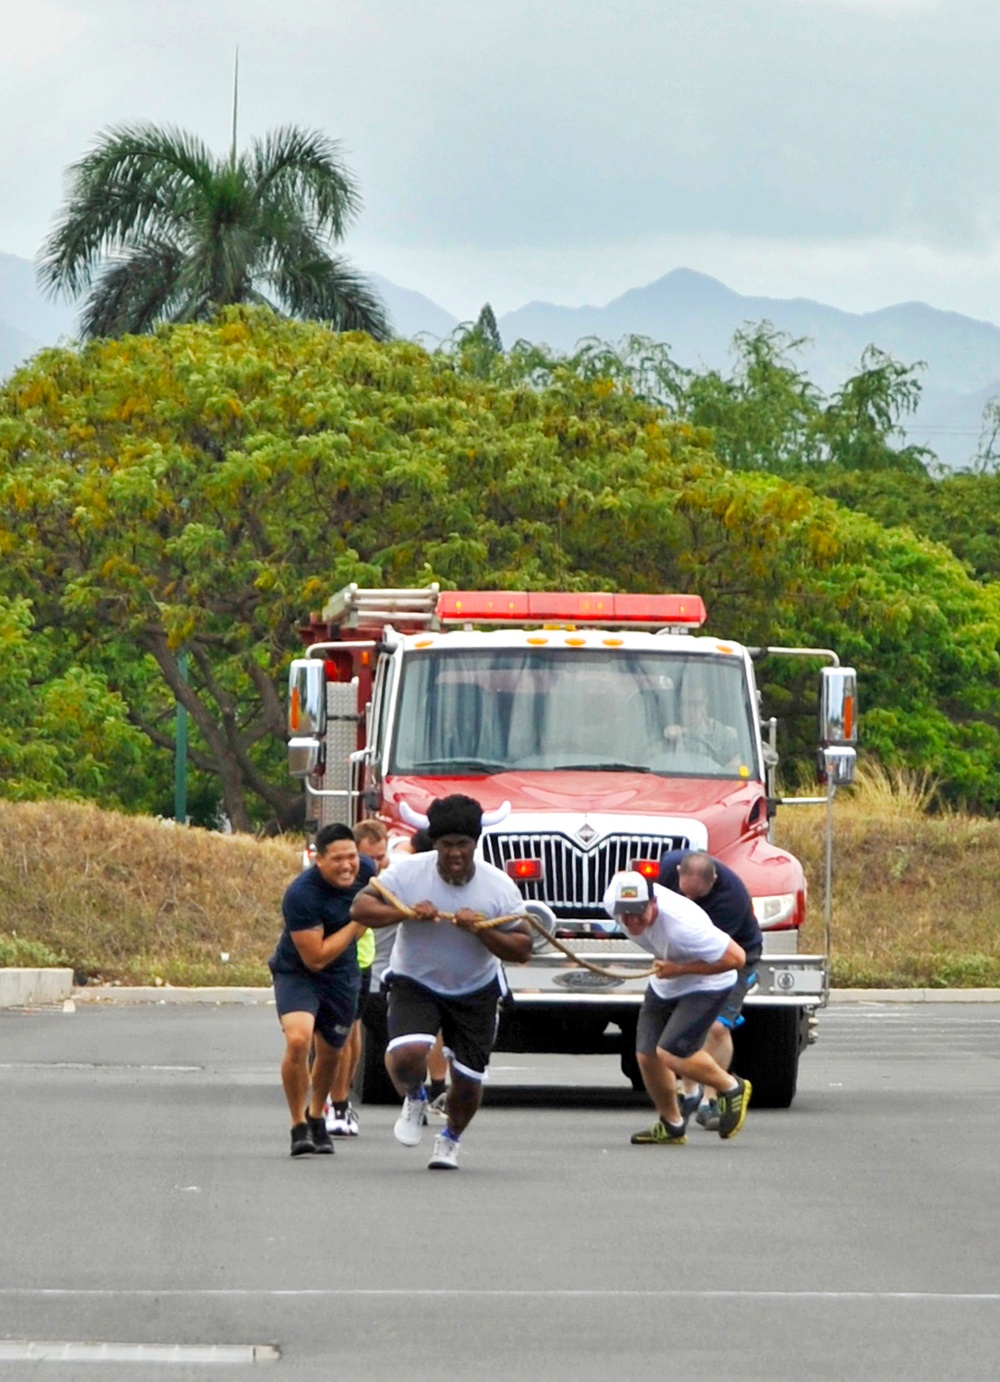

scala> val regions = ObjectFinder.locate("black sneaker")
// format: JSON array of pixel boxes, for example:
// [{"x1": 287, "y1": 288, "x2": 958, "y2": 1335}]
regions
[
  {"x1": 306, "y1": 1113, "x2": 335, "y2": 1154},
  {"x1": 290, "y1": 1121, "x2": 316, "y2": 1156},
  {"x1": 717, "y1": 1076, "x2": 752, "y2": 1140},
  {"x1": 630, "y1": 1118, "x2": 687, "y2": 1146}
]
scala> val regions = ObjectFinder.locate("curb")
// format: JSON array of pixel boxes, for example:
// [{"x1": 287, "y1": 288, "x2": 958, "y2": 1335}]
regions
[
  {"x1": 5, "y1": 973, "x2": 1000, "y2": 1008},
  {"x1": 72, "y1": 986, "x2": 274, "y2": 1005},
  {"x1": 73, "y1": 984, "x2": 1000, "y2": 1005},
  {"x1": 827, "y1": 988, "x2": 1000, "y2": 1003},
  {"x1": 0, "y1": 968, "x2": 75, "y2": 1009}
]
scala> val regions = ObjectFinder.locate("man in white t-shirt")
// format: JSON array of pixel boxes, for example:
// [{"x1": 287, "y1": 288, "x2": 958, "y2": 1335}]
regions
[
  {"x1": 603, "y1": 870, "x2": 752, "y2": 1145},
  {"x1": 351, "y1": 794, "x2": 532, "y2": 1170}
]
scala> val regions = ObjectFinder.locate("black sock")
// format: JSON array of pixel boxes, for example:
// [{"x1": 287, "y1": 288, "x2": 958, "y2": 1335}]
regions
[
  {"x1": 333, "y1": 1101, "x2": 349, "y2": 1117},
  {"x1": 428, "y1": 1079, "x2": 447, "y2": 1100}
]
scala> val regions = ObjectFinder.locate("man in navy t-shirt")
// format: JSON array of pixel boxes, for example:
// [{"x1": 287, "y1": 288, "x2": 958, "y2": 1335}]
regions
[
  {"x1": 658, "y1": 849, "x2": 762, "y2": 1130},
  {"x1": 269, "y1": 823, "x2": 375, "y2": 1156}
]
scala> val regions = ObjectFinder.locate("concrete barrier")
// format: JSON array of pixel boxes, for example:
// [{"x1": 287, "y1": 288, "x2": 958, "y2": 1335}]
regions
[{"x1": 0, "y1": 968, "x2": 75, "y2": 1008}]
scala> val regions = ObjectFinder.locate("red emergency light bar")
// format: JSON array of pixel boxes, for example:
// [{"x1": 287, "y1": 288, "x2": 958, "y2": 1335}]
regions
[{"x1": 437, "y1": 591, "x2": 707, "y2": 629}]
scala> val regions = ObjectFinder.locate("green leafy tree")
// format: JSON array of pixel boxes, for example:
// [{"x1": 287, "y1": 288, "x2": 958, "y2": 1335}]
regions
[
  {"x1": 649, "y1": 324, "x2": 931, "y2": 479},
  {"x1": 0, "y1": 595, "x2": 148, "y2": 805},
  {"x1": 679, "y1": 324, "x2": 825, "y2": 474},
  {"x1": 37, "y1": 123, "x2": 390, "y2": 341},
  {"x1": 817, "y1": 345, "x2": 931, "y2": 475},
  {"x1": 4, "y1": 308, "x2": 1000, "y2": 824}
]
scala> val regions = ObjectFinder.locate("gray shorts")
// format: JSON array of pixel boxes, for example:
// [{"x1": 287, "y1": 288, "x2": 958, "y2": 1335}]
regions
[{"x1": 636, "y1": 986, "x2": 733, "y2": 1059}]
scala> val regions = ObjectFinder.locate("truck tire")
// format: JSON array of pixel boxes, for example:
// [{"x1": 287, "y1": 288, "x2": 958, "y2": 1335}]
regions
[
  {"x1": 354, "y1": 1002, "x2": 398, "y2": 1105},
  {"x1": 620, "y1": 1046, "x2": 644, "y2": 1091},
  {"x1": 732, "y1": 1006, "x2": 804, "y2": 1109},
  {"x1": 618, "y1": 1013, "x2": 644, "y2": 1090}
]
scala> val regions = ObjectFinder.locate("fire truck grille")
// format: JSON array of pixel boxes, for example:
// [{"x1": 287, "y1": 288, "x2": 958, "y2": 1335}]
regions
[{"x1": 480, "y1": 831, "x2": 690, "y2": 918}]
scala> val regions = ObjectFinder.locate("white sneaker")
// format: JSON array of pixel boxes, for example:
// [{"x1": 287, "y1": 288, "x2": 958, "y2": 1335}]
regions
[
  {"x1": 428, "y1": 1131, "x2": 460, "y2": 1169},
  {"x1": 393, "y1": 1093, "x2": 427, "y2": 1147},
  {"x1": 328, "y1": 1102, "x2": 359, "y2": 1137}
]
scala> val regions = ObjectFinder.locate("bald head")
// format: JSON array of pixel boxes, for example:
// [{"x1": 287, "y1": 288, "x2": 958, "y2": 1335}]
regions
[{"x1": 676, "y1": 852, "x2": 717, "y2": 901}]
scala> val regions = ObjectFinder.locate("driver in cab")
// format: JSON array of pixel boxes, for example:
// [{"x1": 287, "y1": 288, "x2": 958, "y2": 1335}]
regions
[{"x1": 662, "y1": 684, "x2": 740, "y2": 770}]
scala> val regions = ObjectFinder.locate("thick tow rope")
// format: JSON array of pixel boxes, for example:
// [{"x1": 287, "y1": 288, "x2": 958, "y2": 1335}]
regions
[{"x1": 367, "y1": 875, "x2": 655, "y2": 981}]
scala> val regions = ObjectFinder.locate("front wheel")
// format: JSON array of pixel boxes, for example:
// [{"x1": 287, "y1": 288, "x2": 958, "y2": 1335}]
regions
[
  {"x1": 618, "y1": 1012, "x2": 644, "y2": 1090},
  {"x1": 732, "y1": 1005, "x2": 805, "y2": 1108},
  {"x1": 620, "y1": 1047, "x2": 644, "y2": 1091}
]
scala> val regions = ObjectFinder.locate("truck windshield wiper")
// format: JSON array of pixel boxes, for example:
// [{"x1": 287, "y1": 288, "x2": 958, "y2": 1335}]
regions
[
  {"x1": 550, "y1": 762, "x2": 652, "y2": 773},
  {"x1": 407, "y1": 759, "x2": 508, "y2": 775}
]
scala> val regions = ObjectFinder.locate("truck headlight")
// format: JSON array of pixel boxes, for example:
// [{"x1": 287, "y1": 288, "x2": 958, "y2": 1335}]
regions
[{"x1": 752, "y1": 893, "x2": 798, "y2": 929}]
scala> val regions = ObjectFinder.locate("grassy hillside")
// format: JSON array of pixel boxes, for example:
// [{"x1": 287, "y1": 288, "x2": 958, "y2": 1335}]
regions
[
  {"x1": 1, "y1": 770, "x2": 997, "y2": 988},
  {"x1": 777, "y1": 765, "x2": 1000, "y2": 987}
]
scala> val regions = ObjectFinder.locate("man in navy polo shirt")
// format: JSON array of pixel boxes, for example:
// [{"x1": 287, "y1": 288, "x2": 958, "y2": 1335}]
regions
[
  {"x1": 658, "y1": 849, "x2": 763, "y2": 1130},
  {"x1": 269, "y1": 823, "x2": 375, "y2": 1156}
]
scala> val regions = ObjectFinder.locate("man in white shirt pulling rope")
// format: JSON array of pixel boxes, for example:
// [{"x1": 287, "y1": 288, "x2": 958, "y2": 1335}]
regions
[{"x1": 350, "y1": 794, "x2": 532, "y2": 1170}]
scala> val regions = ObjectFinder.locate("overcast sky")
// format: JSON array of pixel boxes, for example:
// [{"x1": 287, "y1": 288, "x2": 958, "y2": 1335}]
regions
[{"x1": 5, "y1": 0, "x2": 1000, "y2": 324}]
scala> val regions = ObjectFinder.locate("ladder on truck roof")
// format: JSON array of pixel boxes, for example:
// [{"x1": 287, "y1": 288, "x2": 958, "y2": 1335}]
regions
[{"x1": 321, "y1": 583, "x2": 442, "y2": 631}]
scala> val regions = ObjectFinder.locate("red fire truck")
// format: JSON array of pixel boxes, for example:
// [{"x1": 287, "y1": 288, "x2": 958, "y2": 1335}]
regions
[{"x1": 287, "y1": 585, "x2": 857, "y2": 1107}]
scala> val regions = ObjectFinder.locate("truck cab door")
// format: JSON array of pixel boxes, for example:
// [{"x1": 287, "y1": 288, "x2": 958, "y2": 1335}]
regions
[{"x1": 363, "y1": 652, "x2": 396, "y2": 810}]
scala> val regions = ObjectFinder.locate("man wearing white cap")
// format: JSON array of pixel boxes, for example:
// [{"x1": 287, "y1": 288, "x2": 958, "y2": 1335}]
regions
[{"x1": 604, "y1": 870, "x2": 752, "y2": 1145}]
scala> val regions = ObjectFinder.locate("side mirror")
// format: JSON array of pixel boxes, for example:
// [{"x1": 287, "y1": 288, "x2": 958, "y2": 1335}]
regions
[
  {"x1": 819, "y1": 745, "x2": 857, "y2": 787},
  {"x1": 819, "y1": 667, "x2": 857, "y2": 745},
  {"x1": 288, "y1": 659, "x2": 326, "y2": 738},
  {"x1": 288, "y1": 738, "x2": 323, "y2": 779}
]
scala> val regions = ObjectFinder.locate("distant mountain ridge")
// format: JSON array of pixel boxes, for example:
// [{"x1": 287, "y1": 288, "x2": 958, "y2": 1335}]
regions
[
  {"x1": 494, "y1": 270, "x2": 1000, "y2": 469},
  {"x1": 2, "y1": 254, "x2": 996, "y2": 469},
  {"x1": 0, "y1": 253, "x2": 77, "y2": 373}
]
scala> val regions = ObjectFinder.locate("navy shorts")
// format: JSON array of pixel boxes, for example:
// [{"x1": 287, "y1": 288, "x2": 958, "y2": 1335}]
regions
[
  {"x1": 386, "y1": 975, "x2": 503, "y2": 1082},
  {"x1": 636, "y1": 986, "x2": 733, "y2": 1059},
  {"x1": 270, "y1": 969, "x2": 359, "y2": 1049}
]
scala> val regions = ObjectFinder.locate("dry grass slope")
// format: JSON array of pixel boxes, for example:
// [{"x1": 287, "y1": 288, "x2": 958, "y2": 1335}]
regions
[
  {"x1": 778, "y1": 763, "x2": 1000, "y2": 987},
  {"x1": 2, "y1": 766, "x2": 999, "y2": 988},
  {"x1": 0, "y1": 800, "x2": 301, "y2": 985}
]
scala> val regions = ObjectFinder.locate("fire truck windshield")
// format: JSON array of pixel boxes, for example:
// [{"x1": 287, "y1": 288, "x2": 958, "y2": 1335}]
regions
[{"x1": 389, "y1": 648, "x2": 759, "y2": 779}]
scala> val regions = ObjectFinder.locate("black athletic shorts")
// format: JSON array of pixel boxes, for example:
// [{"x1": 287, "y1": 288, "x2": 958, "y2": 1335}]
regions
[
  {"x1": 386, "y1": 974, "x2": 503, "y2": 1082},
  {"x1": 270, "y1": 969, "x2": 358, "y2": 1049},
  {"x1": 636, "y1": 985, "x2": 734, "y2": 1059}
]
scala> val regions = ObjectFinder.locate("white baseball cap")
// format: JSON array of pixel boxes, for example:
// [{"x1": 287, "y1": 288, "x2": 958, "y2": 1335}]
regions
[{"x1": 607, "y1": 870, "x2": 651, "y2": 916}]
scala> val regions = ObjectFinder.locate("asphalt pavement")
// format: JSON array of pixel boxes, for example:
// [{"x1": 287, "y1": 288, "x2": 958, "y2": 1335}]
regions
[{"x1": 1, "y1": 999, "x2": 998, "y2": 1380}]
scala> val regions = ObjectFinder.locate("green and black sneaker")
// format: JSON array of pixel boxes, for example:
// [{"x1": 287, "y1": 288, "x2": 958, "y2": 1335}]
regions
[
  {"x1": 717, "y1": 1076, "x2": 752, "y2": 1140},
  {"x1": 630, "y1": 1118, "x2": 687, "y2": 1146}
]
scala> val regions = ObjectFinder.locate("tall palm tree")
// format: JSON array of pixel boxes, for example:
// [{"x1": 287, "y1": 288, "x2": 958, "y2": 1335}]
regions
[{"x1": 37, "y1": 122, "x2": 391, "y2": 340}]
